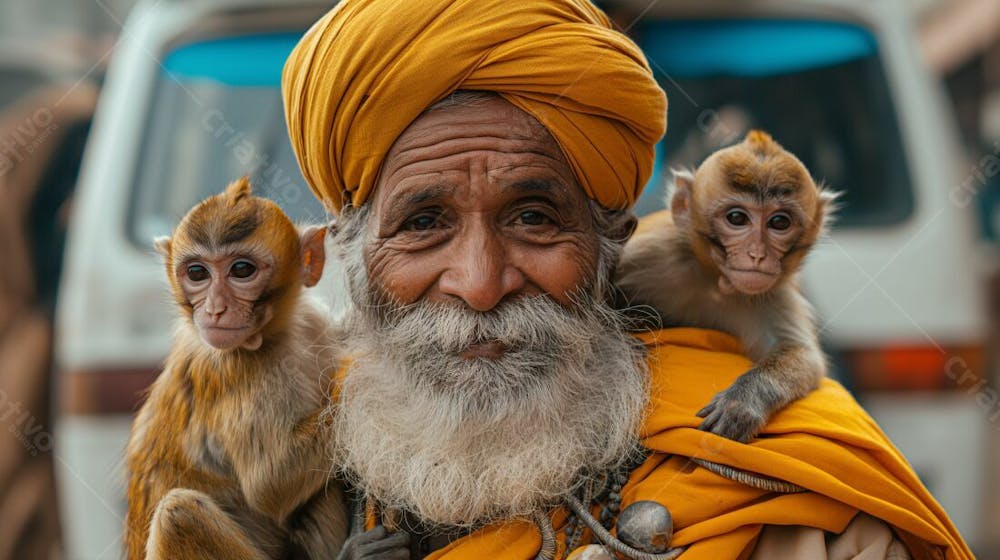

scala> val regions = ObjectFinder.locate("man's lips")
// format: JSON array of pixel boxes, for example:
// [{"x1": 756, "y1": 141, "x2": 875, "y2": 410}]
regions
[{"x1": 459, "y1": 342, "x2": 508, "y2": 360}]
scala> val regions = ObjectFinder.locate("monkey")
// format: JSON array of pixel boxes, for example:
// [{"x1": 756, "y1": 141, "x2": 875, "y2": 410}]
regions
[
  {"x1": 615, "y1": 130, "x2": 837, "y2": 443},
  {"x1": 124, "y1": 177, "x2": 351, "y2": 560}
]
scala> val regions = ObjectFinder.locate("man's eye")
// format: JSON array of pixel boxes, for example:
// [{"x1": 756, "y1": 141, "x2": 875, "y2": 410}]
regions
[
  {"x1": 187, "y1": 264, "x2": 209, "y2": 282},
  {"x1": 518, "y1": 210, "x2": 552, "y2": 226},
  {"x1": 404, "y1": 214, "x2": 439, "y2": 231}
]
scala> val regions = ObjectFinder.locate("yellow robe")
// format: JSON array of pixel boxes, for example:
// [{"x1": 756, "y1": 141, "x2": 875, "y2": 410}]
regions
[{"x1": 424, "y1": 328, "x2": 972, "y2": 560}]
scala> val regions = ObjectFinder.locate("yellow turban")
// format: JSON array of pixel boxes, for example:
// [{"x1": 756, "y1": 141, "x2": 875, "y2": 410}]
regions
[{"x1": 282, "y1": 0, "x2": 667, "y2": 212}]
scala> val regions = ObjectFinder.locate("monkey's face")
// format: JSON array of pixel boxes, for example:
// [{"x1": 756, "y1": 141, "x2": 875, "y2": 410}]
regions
[
  {"x1": 156, "y1": 177, "x2": 325, "y2": 352},
  {"x1": 709, "y1": 199, "x2": 806, "y2": 296},
  {"x1": 686, "y1": 131, "x2": 827, "y2": 297},
  {"x1": 177, "y1": 252, "x2": 276, "y2": 351}
]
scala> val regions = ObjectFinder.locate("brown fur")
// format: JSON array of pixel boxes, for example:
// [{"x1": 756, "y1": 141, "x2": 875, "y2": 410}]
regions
[
  {"x1": 125, "y1": 178, "x2": 347, "y2": 559},
  {"x1": 616, "y1": 131, "x2": 836, "y2": 442}
]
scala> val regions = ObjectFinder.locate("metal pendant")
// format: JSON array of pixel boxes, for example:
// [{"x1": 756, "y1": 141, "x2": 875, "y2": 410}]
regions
[{"x1": 615, "y1": 501, "x2": 674, "y2": 554}]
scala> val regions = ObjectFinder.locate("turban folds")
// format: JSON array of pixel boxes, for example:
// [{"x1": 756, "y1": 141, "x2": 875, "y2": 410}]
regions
[{"x1": 282, "y1": 0, "x2": 667, "y2": 212}]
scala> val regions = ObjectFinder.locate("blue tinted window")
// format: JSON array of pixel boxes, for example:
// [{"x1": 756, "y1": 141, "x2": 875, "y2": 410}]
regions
[
  {"x1": 641, "y1": 20, "x2": 878, "y2": 78},
  {"x1": 161, "y1": 32, "x2": 303, "y2": 86}
]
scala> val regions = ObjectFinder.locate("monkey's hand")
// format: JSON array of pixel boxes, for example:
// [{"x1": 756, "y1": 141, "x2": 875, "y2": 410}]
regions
[
  {"x1": 335, "y1": 525, "x2": 411, "y2": 560},
  {"x1": 696, "y1": 370, "x2": 773, "y2": 443}
]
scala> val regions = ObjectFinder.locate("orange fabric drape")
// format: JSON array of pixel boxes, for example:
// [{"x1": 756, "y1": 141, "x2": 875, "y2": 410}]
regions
[
  {"x1": 424, "y1": 328, "x2": 972, "y2": 560},
  {"x1": 281, "y1": 0, "x2": 666, "y2": 212}
]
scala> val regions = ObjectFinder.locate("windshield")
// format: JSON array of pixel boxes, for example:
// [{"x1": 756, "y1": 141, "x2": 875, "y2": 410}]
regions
[
  {"x1": 632, "y1": 19, "x2": 913, "y2": 227},
  {"x1": 128, "y1": 32, "x2": 325, "y2": 244}
]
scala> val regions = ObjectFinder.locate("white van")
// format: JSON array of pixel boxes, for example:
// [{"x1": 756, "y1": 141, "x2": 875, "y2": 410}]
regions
[{"x1": 55, "y1": 0, "x2": 989, "y2": 557}]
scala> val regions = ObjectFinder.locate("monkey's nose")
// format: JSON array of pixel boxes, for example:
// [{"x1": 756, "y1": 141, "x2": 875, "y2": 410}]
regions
[
  {"x1": 204, "y1": 301, "x2": 228, "y2": 319},
  {"x1": 747, "y1": 242, "x2": 770, "y2": 263}
]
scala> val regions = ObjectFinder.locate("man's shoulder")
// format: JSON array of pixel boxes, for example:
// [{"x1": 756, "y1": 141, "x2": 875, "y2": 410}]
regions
[
  {"x1": 634, "y1": 326, "x2": 875, "y2": 445},
  {"x1": 626, "y1": 329, "x2": 969, "y2": 560}
]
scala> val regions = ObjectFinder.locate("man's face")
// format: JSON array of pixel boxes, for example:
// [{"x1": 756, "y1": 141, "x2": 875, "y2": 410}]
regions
[
  {"x1": 334, "y1": 95, "x2": 646, "y2": 528},
  {"x1": 366, "y1": 96, "x2": 599, "y2": 326}
]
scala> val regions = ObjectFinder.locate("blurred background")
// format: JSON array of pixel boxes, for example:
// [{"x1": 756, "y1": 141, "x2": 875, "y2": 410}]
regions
[{"x1": 0, "y1": 0, "x2": 998, "y2": 558}]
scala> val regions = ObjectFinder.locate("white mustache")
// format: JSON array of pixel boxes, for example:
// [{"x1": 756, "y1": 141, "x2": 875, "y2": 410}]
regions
[{"x1": 373, "y1": 294, "x2": 597, "y2": 351}]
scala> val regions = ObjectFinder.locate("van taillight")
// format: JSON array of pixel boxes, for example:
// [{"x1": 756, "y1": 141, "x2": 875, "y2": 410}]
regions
[
  {"x1": 844, "y1": 344, "x2": 987, "y2": 391},
  {"x1": 60, "y1": 368, "x2": 162, "y2": 415}
]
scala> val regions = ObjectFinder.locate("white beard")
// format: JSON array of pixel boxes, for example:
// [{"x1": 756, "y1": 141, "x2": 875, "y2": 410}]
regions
[{"x1": 333, "y1": 293, "x2": 648, "y2": 528}]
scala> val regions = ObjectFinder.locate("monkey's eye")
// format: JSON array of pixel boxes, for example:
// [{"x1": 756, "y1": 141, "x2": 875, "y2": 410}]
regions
[
  {"x1": 230, "y1": 260, "x2": 257, "y2": 279},
  {"x1": 725, "y1": 209, "x2": 750, "y2": 227},
  {"x1": 187, "y1": 264, "x2": 209, "y2": 282},
  {"x1": 768, "y1": 214, "x2": 792, "y2": 231}
]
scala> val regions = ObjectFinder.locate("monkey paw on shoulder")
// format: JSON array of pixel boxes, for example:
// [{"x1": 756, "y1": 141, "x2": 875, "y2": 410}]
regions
[{"x1": 695, "y1": 371, "x2": 776, "y2": 443}]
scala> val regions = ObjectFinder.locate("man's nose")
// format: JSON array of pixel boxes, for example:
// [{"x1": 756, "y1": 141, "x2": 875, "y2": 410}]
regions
[{"x1": 437, "y1": 223, "x2": 526, "y2": 311}]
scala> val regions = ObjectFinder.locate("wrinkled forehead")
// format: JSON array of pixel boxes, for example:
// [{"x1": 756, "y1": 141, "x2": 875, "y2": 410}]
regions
[{"x1": 376, "y1": 96, "x2": 573, "y2": 193}]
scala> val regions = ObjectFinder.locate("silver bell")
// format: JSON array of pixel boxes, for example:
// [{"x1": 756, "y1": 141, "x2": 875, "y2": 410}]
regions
[
  {"x1": 615, "y1": 500, "x2": 673, "y2": 554},
  {"x1": 568, "y1": 544, "x2": 614, "y2": 560}
]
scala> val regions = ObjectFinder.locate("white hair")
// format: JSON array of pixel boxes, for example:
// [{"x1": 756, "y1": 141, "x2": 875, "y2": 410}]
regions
[{"x1": 328, "y1": 204, "x2": 648, "y2": 527}]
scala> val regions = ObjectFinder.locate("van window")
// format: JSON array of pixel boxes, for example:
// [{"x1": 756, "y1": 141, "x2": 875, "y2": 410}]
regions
[
  {"x1": 128, "y1": 32, "x2": 324, "y2": 245},
  {"x1": 633, "y1": 19, "x2": 914, "y2": 227},
  {"x1": 129, "y1": 21, "x2": 913, "y2": 243}
]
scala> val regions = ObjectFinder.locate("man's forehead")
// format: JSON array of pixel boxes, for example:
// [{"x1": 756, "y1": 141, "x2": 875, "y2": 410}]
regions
[
  {"x1": 369, "y1": 96, "x2": 587, "y2": 211},
  {"x1": 382, "y1": 97, "x2": 563, "y2": 166}
]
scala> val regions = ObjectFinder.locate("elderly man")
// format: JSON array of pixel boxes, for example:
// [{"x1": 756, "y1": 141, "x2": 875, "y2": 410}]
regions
[{"x1": 282, "y1": 1, "x2": 971, "y2": 558}]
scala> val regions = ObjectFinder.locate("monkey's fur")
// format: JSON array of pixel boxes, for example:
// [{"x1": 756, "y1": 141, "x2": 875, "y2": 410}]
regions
[
  {"x1": 124, "y1": 178, "x2": 348, "y2": 559},
  {"x1": 616, "y1": 131, "x2": 837, "y2": 442}
]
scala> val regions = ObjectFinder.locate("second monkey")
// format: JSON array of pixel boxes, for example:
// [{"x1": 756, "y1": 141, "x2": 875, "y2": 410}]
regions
[
  {"x1": 124, "y1": 178, "x2": 348, "y2": 559},
  {"x1": 616, "y1": 130, "x2": 837, "y2": 443}
]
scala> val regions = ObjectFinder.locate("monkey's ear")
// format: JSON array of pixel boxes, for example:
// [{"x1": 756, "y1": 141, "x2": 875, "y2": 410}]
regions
[
  {"x1": 670, "y1": 169, "x2": 695, "y2": 229},
  {"x1": 153, "y1": 236, "x2": 172, "y2": 258},
  {"x1": 299, "y1": 225, "x2": 327, "y2": 288},
  {"x1": 817, "y1": 187, "x2": 842, "y2": 235}
]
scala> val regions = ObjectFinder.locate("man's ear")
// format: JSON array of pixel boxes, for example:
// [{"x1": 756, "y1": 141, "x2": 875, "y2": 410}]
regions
[
  {"x1": 613, "y1": 213, "x2": 638, "y2": 243},
  {"x1": 299, "y1": 225, "x2": 327, "y2": 288},
  {"x1": 669, "y1": 169, "x2": 694, "y2": 230},
  {"x1": 153, "y1": 236, "x2": 172, "y2": 259},
  {"x1": 595, "y1": 207, "x2": 638, "y2": 243}
]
